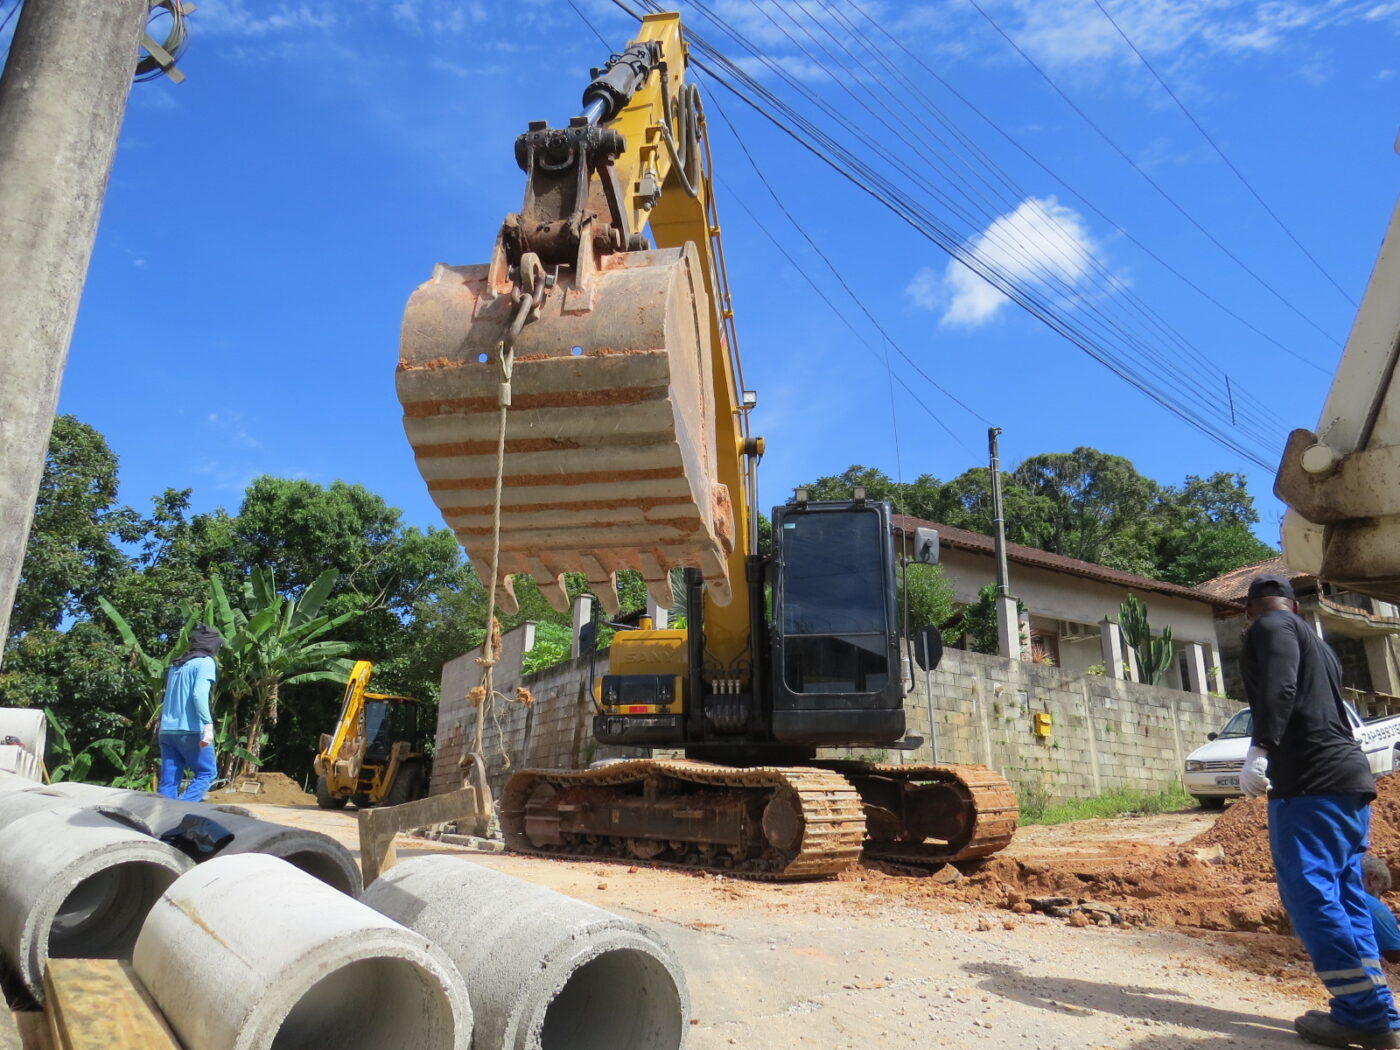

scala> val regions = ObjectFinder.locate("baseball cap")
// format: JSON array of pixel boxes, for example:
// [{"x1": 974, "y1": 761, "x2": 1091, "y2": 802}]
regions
[{"x1": 1246, "y1": 574, "x2": 1295, "y2": 601}]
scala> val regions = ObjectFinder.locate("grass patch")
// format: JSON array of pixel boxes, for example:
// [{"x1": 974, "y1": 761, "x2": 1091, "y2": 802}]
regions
[{"x1": 1017, "y1": 784, "x2": 1195, "y2": 826}]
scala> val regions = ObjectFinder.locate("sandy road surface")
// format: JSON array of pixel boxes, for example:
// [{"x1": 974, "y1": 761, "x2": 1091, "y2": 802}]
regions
[{"x1": 248, "y1": 802, "x2": 1329, "y2": 1050}]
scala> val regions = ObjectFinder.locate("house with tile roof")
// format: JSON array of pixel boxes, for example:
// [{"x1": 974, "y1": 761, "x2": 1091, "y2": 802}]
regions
[
  {"x1": 893, "y1": 514, "x2": 1239, "y2": 694},
  {"x1": 1200, "y1": 556, "x2": 1400, "y2": 713}
]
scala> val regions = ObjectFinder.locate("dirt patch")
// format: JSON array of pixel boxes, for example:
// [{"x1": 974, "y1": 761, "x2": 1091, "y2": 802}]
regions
[
  {"x1": 845, "y1": 774, "x2": 1400, "y2": 943},
  {"x1": 208, "y1": 771, "x2": 315, "y2": 807}
]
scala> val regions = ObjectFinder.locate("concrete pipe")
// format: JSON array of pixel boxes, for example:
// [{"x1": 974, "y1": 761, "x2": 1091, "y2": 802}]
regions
[
  {"x1": 363, "y1": 855, "x2": 689, "y2": 1050},
  {"x1": 0, "y1": 805, "x2": 192, "y2": 1000},
  {"x1": 33, "y1": 781, "x2": 361, "y2": 896},
  {"x1": 134, "y1": 854, "x2": 472, "y2": 1050}
]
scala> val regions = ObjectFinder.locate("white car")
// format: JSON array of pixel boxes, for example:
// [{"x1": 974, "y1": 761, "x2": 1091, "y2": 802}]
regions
[{"x1": 1184, "y1": 703, "x2": 1400, "y2": 808}]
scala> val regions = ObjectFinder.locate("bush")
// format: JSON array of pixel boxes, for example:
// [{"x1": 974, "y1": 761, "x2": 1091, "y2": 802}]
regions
[{"x1": 521, "y1": 622, "x2": 573, "y2": 675}]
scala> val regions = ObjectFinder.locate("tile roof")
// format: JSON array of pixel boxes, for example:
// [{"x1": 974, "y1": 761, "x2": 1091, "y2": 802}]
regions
[
  {"x1": 1196, "y1": 555, "x2": 1312, "y2": 603},
  {"x1": 892, "y1": 514, "x2": 1240, "y2": 610}
]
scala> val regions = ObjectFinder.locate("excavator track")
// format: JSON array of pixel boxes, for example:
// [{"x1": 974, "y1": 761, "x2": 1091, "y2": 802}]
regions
[
  {"x1": 501, "y1": 759, "x2": 1017, "y2": 880},
  {"x1": 818, "y1": 761, "x2": 1019, "y2": 871},
  {"x1": 500, "y1": 759, "x2": 866, "y2": 880}
]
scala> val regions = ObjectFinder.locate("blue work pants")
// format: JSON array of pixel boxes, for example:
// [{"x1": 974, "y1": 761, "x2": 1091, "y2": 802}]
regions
[
  {"x1": 1270, "y1": 793, "x2": 1400, "y2": 1032},
  {"x1": 158, "y1": 732, "x2": 216, "y2": 802}
]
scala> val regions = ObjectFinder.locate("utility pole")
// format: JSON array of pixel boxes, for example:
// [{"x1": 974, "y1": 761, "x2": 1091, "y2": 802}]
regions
[
  {"x1": 988, "y1": 427, "x2": 1021, "y2": 660},
  {"x1": 0, "y1": 0, "x2": 151, "y2": 657}
]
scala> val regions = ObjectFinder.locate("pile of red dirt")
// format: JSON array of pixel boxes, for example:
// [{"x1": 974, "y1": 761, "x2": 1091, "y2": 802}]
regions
[
  {"x1": 846, "y1": 773, "x2": 1400, "y2": 936},
  {"x1": 208, "y1": 771, "x2": 316, "y2": 807}
]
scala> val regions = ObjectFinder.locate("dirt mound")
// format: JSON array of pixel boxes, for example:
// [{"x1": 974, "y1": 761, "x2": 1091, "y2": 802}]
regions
[
  {"x1": 851, "y1": 775, "x2": 1400, "y2": 939},
  {"x1": 209, "y1": 771, "x2": 315, "y2": 807},
  {"x1": 1186, "y1": 774, "x2": 1400, "y2": 880}
]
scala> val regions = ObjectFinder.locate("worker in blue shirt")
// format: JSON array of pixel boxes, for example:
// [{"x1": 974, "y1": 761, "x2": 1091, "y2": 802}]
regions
[
  {"x1": 1363, "y1": 854, "x2": 1400, "y2": 964},
  {"x1": 157, "y1": 625, "x2": 224, "y2": 801}
]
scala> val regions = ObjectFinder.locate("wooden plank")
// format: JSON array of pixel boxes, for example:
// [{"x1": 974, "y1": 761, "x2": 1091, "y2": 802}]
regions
[
  {"x1": 42, "y1": 960, "x2": 179, "y2": 1050},
  {"x1": 12, "y1": 1012, "x2": 49, "y2": 1050},
  {"x1": 0, "y1": 1008, "x2": 23, "y2": 1050},
  {"x1": 357, "y1": 785, "x2": 481, "y2": 886}
]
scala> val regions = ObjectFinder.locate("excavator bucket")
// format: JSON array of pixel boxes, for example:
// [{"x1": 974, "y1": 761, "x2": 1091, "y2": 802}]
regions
[{"x1": 397, "y1": 242, "x2": 734, "y2": 617}]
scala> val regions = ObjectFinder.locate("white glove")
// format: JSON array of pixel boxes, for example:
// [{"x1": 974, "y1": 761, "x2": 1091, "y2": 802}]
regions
[
  {"x1": 1240, "y1": 745, "x2": 1271, "y2": 797},
  {"x1": 200, "y1": 723, "x2": 214, "y2": 748}
]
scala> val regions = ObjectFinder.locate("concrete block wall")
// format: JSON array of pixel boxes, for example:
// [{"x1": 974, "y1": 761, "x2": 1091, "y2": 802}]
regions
[
  {"x1": 430, "y1": 626, "x2": 635, "y2": 798},
  {"x1": 433, "y1": 632, "x2": 1240, "y2": 805},
  {"x1": 893, "y1": 648, "x2": 1239, "y2": 805}
]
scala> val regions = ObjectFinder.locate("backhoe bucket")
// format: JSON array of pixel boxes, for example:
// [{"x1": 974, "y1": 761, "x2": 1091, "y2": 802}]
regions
[{"x1": 397, "y1": 243, "x2": 734, "y2": 616}]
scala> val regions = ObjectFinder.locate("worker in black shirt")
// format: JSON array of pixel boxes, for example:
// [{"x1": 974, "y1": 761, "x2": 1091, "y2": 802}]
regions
[{"x1": 1241, "y1": 573, "x2": 1400, "y2": 1048}]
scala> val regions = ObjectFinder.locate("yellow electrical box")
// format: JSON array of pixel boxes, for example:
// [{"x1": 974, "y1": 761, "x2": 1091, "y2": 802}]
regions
[{"x1": 1033, "y1": 711, "x2": 1053, "y2": 737}]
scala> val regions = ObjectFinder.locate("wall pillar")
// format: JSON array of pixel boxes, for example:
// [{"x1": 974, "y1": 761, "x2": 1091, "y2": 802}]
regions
[
  {"x1": 1184, "y1": 642, "x2": 1210, "y2": 695},
  {"x1": 996, "y1": 595, "x2": 1021, "y2": 660},
  {"x1": 1101, "y1": 619, "x2": 1127, "y2": 680},
  {"x1": 1365, "y1": 636, "x2": 1400, "y2": 697},
  {"x1": 570, "y1": 595, "x2": 594, "y2": 659},
  {"x1": 645, "y1": 597, "x2": 669, "y2": 630}
]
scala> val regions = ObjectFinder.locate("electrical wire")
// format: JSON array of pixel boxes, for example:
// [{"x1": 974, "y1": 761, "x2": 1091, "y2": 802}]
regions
[
  {"x1": 668, "y1": 5, "x2": 1282, "y2": 468},
  {"x1": 603, "y1": 0, "x2": 1284, "y2": 469},
  {"x1": 0, "y1": 0, "x2": 21, "y2": 39},
  {"x1": 562, "y1": 0, "x2": 612, "y2": 52},
  {"x1": 836, "y1": 0, "x2": 1331, "y2": 378},
  {"x1": 961, "y1": 0, "x2": 1342, "y2": 349},
  {"x1": 1088, "y1": 0, "x2": 1357, "y2": 309}
]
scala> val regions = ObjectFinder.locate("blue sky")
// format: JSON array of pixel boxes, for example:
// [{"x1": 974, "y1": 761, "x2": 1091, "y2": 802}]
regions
[{"x1": 22, "y1": 0, "x2": 1400, "y2": 551}]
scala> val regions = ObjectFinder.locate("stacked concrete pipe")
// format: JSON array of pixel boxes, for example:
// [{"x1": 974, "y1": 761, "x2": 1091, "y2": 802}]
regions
[
  {"x1": 134, "y1": 854, "x2": 472, "y2": 1050},
  {"x1": 0, "y1": 804, "x2": 191, "y2": 1000},
  {"x1": 20, "y1": 778, "x2": 362, "y2": 895},
  {"x1": 363, "y1": 855, "x2": 689, "y2": 1050}
]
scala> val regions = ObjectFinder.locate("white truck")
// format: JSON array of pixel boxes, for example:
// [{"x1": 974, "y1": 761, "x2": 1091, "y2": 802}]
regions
[{"x1": 1184, "y1": 702, "x2": 1400, "y2": 807}]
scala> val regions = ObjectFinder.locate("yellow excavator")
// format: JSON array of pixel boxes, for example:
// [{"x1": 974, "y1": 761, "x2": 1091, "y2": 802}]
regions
[
  {"x1": 395, "y1": 12, "x2": 1017, "y2": 877},
  {"x1": 313, "y1": 660, "x2": 429, "y2": 810}
]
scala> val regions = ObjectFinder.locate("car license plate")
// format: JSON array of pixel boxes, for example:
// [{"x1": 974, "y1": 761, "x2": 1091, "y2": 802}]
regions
[{"x1": 1216, "y1": 776, "x2": 1239, "y2": 787}]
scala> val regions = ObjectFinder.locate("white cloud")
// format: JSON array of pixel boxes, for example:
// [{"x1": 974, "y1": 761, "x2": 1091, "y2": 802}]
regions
[
  {"x1": 905, "y1": 196, "x2": 1102, "y2": 327},
  {"x1": 194, "y1": 1, "x2": 339, "y2": 38},
  {"x1": 206, "y1": 411, "x2": 261, "y2": 449}
]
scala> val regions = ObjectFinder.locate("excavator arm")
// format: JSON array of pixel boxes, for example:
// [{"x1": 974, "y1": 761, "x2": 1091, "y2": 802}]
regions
[
  {"x1": 1276, "y1": 195, "x2": 1400, "y2": 599},
  {"x1": 397, "y1": 11, "x2": 756, "y2": 672}
]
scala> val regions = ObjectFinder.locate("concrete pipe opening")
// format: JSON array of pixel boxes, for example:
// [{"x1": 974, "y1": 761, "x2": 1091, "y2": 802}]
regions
[
  {"x1": 539, "y1": 947, "x2": 684, "y2": 1050},
  {"x1": 48, "y1": 860, "x2": 180, "y2": 961},
  {"x1": 281, "y1": 850, "x2": 357, "y2": 896},
  {"x1": 272, "y1": 956, "x2": 457, "y2": 1050}
]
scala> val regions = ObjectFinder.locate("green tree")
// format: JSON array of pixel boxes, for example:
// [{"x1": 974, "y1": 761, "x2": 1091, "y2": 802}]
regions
[
  {"x1": 897, "y1": 563, "x2": 959, "y2": 641},
  {"x1": 9, "y1": 416, "x2": 139, "y2": 636}
]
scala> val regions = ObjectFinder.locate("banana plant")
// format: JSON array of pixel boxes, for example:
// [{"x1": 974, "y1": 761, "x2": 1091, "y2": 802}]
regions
[
  {"x1": 1117, "y1": 594, "x2": 1175, "y2": 686},
  {"x1": 213, "y1": 566, "x2": 362, "y2": 773},
  {"x1": 42, "y1": 708, "x2": 126, "y2": 784}
]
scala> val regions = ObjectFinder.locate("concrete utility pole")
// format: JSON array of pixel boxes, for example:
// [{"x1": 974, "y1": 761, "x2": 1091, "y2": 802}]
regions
[
  {"x1": 0, "y1": 0, "x2": 149, "y2": 655},
  {"x1": 988, "y1": 427, "x2": 1021, "y2": 660}
]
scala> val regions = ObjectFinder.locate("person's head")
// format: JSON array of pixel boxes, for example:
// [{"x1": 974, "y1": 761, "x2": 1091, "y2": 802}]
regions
[
  {"x1": 1245, "y1": 574, "x2": 1297, "y2": 622},
  {"x1": 190, "y1": 624, "x2": 225, "y2": 654},
  {"x1": 1364, "y1": 853, "x2": 1393, "y2": 896}
]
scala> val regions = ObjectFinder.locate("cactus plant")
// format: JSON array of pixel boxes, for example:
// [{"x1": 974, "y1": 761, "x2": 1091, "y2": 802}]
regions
[{"x1": 1118, "y1": 594, "x2": 1175, "y2": 685}]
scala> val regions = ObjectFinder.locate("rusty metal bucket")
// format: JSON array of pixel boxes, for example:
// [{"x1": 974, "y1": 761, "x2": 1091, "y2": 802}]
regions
[{"x1": 397, "y1": 243, "x2": 733, "y2": 615}]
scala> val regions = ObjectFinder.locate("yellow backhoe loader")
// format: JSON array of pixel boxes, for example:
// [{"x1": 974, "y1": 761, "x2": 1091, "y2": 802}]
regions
[{"x1": 313, "y1": 660, "x2": 429, "y2": 809}]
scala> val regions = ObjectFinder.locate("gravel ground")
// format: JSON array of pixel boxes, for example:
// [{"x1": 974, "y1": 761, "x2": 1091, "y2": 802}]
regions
[{"x1": 250, "y1": 802, "x2": 1329, "y2": 1049}]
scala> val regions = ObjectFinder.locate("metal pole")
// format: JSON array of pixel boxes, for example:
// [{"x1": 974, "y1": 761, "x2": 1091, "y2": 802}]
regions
[
  {"x1": 922, "y1": 633, "x2": 938, "y2": 765},
  {"x1": 0, "y1": 0, "x2": 149, "y2": 657},
  {"x1": 988, "y1": 427, "x2": 1010, "y2": 596}
]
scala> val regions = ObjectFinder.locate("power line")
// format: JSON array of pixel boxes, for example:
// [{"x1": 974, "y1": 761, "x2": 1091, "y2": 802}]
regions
[
  {"x1": 962, "y1": 0, "x2": 1342, "y2": 350},
  {"x1": 837, "y1": 0, "x2": 1330, "y2": 378},
  {"x1": 0, "y1": 0, "x2": 21, "y2": 38},
  {"x1": 607, "y1": 0, "x2": 1281, "y2": 469},
  {"x1": 562, "y1": 0, "x2": 612, "y2": 52},
  {"x1": 1088, "y1": 0, "x2": 1357, "y2": 309}
]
